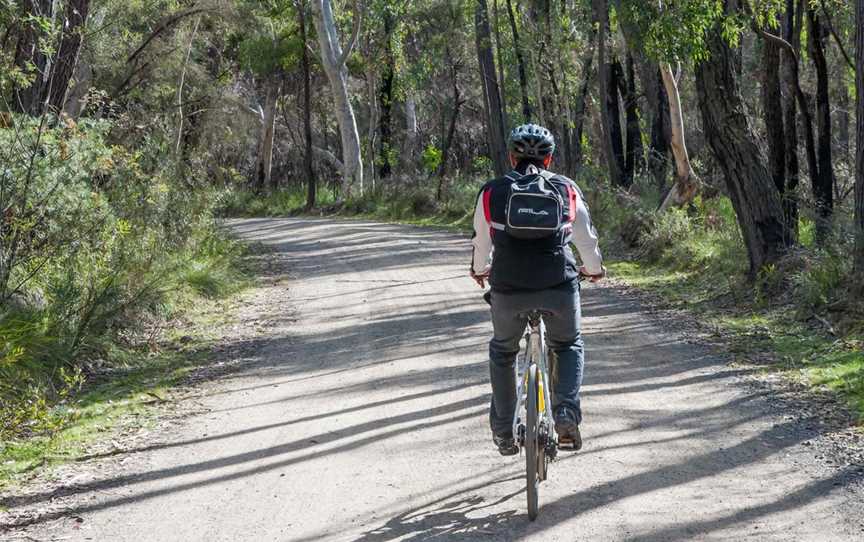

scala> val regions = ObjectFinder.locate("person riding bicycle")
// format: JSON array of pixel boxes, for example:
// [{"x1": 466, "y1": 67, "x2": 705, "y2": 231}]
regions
[{"x1": 470, "y1": 123, "x2": 605, "y2": 456}]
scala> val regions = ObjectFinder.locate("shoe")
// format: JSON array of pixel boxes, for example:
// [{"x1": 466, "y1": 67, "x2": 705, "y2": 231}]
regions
[
  {"x1": 493, "y1": 433, "x2": 519, "y2": 456},
  {"x1": 554, "y1": 405, "x2": 582, "y2": 451}
]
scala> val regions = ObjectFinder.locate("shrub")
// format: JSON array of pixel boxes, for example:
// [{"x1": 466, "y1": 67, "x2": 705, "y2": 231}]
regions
[{"x1": 0, "y1": 114, "x2": 242, "y2": 440}]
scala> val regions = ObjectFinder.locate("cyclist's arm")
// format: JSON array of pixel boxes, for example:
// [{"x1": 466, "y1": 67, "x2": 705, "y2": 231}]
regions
[
  {"x1": 568, "y1": 185, "x2": 603, "y2": 276},
  {"x1": 471, "y1": 188, "x2": 492, "y2": 276}
]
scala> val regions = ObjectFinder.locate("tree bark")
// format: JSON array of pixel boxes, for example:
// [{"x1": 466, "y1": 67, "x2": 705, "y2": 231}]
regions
[
  {"x1": 311, "y1": 0, "x2": 364, "y2": 196},
  {"x1": 621, "y1": 53, "x2": 644, "y2": 185},
  {"x1": 806, "y1": 7, "x2": 834, "y2": 241},
  {"x1": 475, "y1": 0, "x2": 509, "y2": 176},
  {"x1": 854, "y1": 0, "x2": 864, "y2": 281},
  {"x1": 46, "y1": 0, "x2": 90, "y2": 113},
  {"x1": 506, "y1": 0, "x2": 532, "y2": 122},
  {"x1": 14, "y1": 0, "x2": 54, "y2": 115},
  {"x1": 695, "y1": 5, "x2": 787, "y2": 275},
  {"x1": 593, "y1": 0, "x2": 624, "y2": 186},
  {"x1": 378, "y1": 7, "x2": 395, "y2": 179},
  {"x1": 761, "y1": 31, "x2": 789, "y2": 241},
  {"x1": 254, "y1": 80, "x2": 279, "y2": 194},
  {"x1": 780, "y1": 0, "x2": 801, "y2": 244},
  {"x1": 298, "y1": 0, "x2": 316, "y2": 211},
  {"x1": 492, "y1": 0, "x2": 508, "y2": 119},
  {"x1": 570, "y1": 34, "x2": 596, "y2": 170},
  {"x1": 607, "y1": 57, "x2": 627, "y2": 186}
]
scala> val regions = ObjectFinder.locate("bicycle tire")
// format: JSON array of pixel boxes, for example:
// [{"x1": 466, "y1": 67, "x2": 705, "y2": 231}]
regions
[{"x1": 526, "y1": 363, "x2": 540, "y2": 521}]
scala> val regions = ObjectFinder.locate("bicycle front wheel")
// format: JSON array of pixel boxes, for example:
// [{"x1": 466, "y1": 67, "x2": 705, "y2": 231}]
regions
[{"x1": 526, "y1": 363, "x2": 540, "y2": 521}]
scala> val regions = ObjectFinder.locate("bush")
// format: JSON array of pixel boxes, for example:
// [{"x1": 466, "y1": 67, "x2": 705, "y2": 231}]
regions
[
  {"x1": 791, "y1": 250, "x2": 849, "y2": 312},
  {"x1": 0, "y1": 114, "x2": 243, "y2": 440}
]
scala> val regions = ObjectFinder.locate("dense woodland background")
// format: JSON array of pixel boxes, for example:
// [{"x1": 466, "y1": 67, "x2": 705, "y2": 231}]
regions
[{"x1": 1, "y1": 0, "x2": 864, "y2": 450}]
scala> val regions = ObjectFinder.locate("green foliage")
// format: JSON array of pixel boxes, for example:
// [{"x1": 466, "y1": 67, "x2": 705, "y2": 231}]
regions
[
  {"x1": 421, "y1": 144, "x2": 443, "y2": 174},
  {"x1": 790, "y1": 250, "x2": 849, "y2": 312},
  {"x1": 0, "y1": 115, "x2": 248, "y2": 442}
]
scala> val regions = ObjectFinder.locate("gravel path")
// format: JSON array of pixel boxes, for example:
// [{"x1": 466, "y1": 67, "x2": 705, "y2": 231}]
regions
[{"x1": 2, "y1": 217, "x2": 862, "y2": 541}]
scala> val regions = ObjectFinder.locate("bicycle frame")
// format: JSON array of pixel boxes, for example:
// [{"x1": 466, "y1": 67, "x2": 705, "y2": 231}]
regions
[{"x1": 512, "y1": 314, "x2": 558, "y2": 447}]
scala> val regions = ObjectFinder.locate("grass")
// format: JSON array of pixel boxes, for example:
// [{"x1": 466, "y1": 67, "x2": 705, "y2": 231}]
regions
[
  {"x1": 0, "y1": 231, "x2": 253, "y2": 490},
  {"x1": 609, "y1": 256, "x2": 864, "y2": 422}
]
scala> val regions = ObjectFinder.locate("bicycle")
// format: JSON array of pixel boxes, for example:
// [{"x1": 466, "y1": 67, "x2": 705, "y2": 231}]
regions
[
  {"x1": 517, "y1": 306, "x2": 560, "y2": 521},
  {"x1": 483, "y1": 290, "x2": 570, "y2": 521}
]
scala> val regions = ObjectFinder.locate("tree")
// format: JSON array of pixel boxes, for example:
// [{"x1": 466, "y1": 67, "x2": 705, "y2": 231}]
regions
[
  {"x1": 695, "y1": 1, "x2": 787, "y2": 275},
  {"x1": 855, "y1": 0, "x2": 864, "y2": 282},
  {"x1": 297, "y1": 0, "x2": 316, "y2": 211},
  {"x1": 13, "y1": 0, "x2": 91, "y2": 116},
  {"x1": 806, "y1": 6, "x2": 835, "y2": 241},
  {"x1": 377, "y1": 5, "x2": 396, "y2": 179},
  {"x1": 593, "y1": 0, "x2": 624, "y2": 186},
  {"x1": 311, "y1": 0, "x2": 364, "y2": 195},
  {"x1": 475, "y1": 0, "x2": 509, "y2": 176},
  {"x1": 780, "y1": 0, "x2": 801, "y2": 244},
  {"x1": 505, "y1": 0, "x2": 532, "y2": 122}
]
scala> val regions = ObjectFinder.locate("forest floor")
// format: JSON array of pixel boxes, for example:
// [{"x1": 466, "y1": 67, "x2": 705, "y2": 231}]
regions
[{"x1": 1, "y1": 217, "x2": 863, "y2": 541}]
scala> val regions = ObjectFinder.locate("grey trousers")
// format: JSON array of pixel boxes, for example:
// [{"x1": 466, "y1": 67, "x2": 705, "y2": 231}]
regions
[{"x1": 488, "y1": 282, "x2": 584, "y2": 437}]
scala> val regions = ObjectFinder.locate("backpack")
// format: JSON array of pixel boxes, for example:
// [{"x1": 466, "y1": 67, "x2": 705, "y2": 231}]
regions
[{"x1": 503, "y1": 170, "x2": 565, "y2": 240}]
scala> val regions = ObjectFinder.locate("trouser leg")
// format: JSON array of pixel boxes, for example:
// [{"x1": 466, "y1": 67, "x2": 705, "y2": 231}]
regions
[
  {"x1": 488, "y1": 292, "x2": 527, "y2": 437},
  {"x1": 544, "y1": 284, "x2": 584, "y2": 424}
]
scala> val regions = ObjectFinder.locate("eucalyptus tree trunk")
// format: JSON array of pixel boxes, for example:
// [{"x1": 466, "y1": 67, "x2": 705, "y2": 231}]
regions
[
  {"x1": 378, "y1": 7, "x2": 396, "y2": 179},
  {"x1": 761, "y1": 33, "x2": 788, "y2": 235},
  {"x1": 657, "y1": 62, "x2": 699, "y2": 211},
  {"x1": 780, "y1": 0, "x2": 801, "y2": 244},
  {"x1": 571, "y1": 47, "x2": 595, "y2": 168},
  {"x1": 695, "y1": 6, "x2": 787, "y2": 275},
  {"x1": 593, "y1": 0, "x2": 624, "y2": 186},
  {"x1": 254, "y1": 81, "x2": 279, "y2": 194},
  {"x1": 14, "y1": 0, "x2": 54, "y2": 115},
  {"x1": 620, "y1": 53, "x2": 644, "y2": 185},
  {"x1": 46, "y1": 0, "x2": 90, "y2": 113},
  {"x1": 607, "y1": 57, "x2": 627, "y2": 187},
  {"x1": 613, "y1": 0, "x2": 670, "y2": 194},
  {"x1": 405, "y1": 95, "x2": 418, "y2": 161},
  {"x1": 311, "y1": 0, "x2": 363, "y2": 196},
  {"x1": 855, "y1": 0, "x2": 864, "y2": 281},
  {"x1": 506, "y1": 0, "x2": 532, "y2": 122},
  {"x1": 475, "y1": 0, "x2": 509, "y2": 176},
  {"x1": 298, "y1": 1, "x2": 316, "y2": 211},
  {"x1": 492, "y1": 0, "x2": 508, "y2": 119},
  {"x1": 806, "y1": 7, "x2": 834, "y2": 241}
]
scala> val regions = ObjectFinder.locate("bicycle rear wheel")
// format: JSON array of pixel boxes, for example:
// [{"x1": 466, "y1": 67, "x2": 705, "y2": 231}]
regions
[{"x1": 526, "y1": 364, "x2": 540, "y2": 521}]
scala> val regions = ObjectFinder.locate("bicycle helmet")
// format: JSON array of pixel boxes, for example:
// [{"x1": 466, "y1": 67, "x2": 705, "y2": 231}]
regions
[{"x1": 508, "y1": 124, "x2": 555, "y2": 160}]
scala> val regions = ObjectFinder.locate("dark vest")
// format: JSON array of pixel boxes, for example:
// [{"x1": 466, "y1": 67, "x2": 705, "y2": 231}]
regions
[{"x1": 481, "y1": 167, "x2": 580, "y2": 292}]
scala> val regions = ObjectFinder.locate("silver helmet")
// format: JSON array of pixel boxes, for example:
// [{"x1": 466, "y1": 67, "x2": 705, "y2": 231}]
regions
[{"x1": 508, "y1": 124, "x2": 555, "y2": 160}]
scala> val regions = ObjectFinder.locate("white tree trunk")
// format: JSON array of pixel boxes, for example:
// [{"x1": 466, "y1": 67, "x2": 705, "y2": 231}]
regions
[
  {"x1": 311, "y1": 0, "x2": 363, "y2": 196},
  {"x1": 254, "y1": 82, "x2": 278, "y2": 193},
  {"x1": 658, "y1": 61, "x2": 699, "y2": 212},
  {"x1": 405, "y1": 94, "x2": 418, "y2": 159}
]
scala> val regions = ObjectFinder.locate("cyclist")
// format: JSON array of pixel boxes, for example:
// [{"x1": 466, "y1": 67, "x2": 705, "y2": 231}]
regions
[{"x1": 470, "y1": 124, "x2": 605, "y2": 456}]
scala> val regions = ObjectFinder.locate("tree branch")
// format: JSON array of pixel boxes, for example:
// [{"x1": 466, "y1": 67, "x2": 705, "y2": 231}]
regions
[
  {"x1": 127, "y1": 7, "x2": 213, "y2": 66},
  {"x1": 337, "y1": 0, "x2": 362, "y2": 67},
  {"x1": 819, "y1": 3, "x2": 854, "y2": 71}
]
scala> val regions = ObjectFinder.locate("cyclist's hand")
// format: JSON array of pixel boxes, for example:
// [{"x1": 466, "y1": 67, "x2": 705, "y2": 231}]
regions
[
  {"x1": 579, "y1": 265, "x2": 607, "y2": 283},
  {"x1": 470, "y1": 270, "x2": 489, "y2": 288}
]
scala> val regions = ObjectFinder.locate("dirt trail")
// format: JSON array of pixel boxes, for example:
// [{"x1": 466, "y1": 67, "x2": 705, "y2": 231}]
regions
[{"x1": 2, "y1": 217, "x2": 863, "y2": 541}]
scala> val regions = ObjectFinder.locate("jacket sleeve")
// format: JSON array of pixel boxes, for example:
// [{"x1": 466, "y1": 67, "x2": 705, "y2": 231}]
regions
[
  {"x1": 471, "y1": 188, "x2": 493, "y2": 275},
  {"x1": 569, "y1": 184, "x2": 604, "y2": 275}
]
